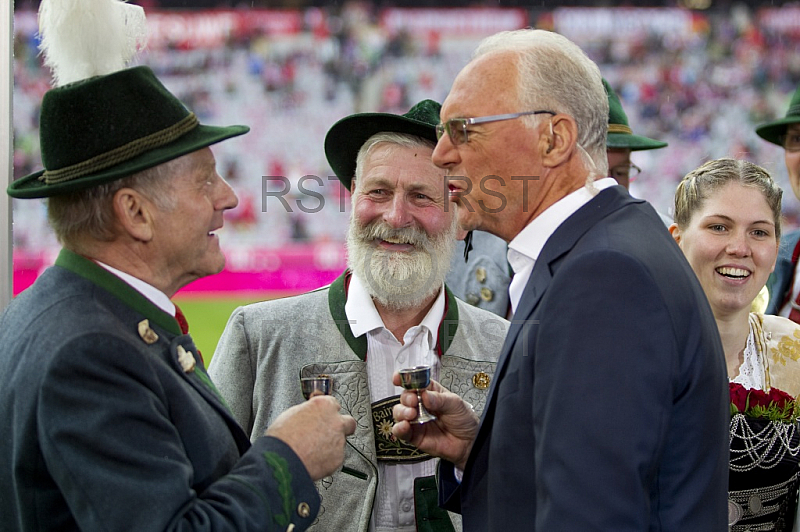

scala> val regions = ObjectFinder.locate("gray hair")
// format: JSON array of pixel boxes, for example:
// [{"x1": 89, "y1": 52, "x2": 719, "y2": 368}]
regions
[
  {"x1": 47, "y1": 160, "x2": 178, "y2": 251},
  {"x1": 353, "y1": 132, "x2": 436, "y2": 194},
  {"x1": 673, "y1": 158, "x2": 783, "y2": 239},
  {"x1": 472, "y1": 29, "x2": 608, "y2": 176}
]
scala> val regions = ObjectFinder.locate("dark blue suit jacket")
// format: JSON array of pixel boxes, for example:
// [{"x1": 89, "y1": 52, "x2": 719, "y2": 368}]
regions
[
  {"x1": 439, "y1": 186, "x2": 729, "y2": 531},
  {"x1": 766, "y1": 229, "x2": 800, "y2": 315},
  {"x1": 0, "y1": 250, "x2": 320, "y2": 531}
]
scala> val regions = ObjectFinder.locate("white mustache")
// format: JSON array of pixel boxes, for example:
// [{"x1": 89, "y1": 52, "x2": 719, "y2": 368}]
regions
[{"x1": 359, "y1": 221, "x2": 431, "y2": 250}]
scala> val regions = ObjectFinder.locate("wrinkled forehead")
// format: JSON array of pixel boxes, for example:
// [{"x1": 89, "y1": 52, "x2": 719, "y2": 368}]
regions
[
  {"x1": 357, "y1": 143, "x2": 441, "y2": 192},
  {"x1": 442, "y1": 52, "x2": 521, "y2": 119}
]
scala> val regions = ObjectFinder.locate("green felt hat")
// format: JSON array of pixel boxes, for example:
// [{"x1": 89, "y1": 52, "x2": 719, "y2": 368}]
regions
[
  {"x1": 324, "y1": 99, "x2": 441, "y2": 190},
  {"x1": 604, "y1": 79, "x2": 667, "y2": 151},
  {"x1": 756, "y1": 85, "x2": 800, "y2": 147},
  {"x1": 8, "y1": 65, "x2": 249, "y2": 199}
]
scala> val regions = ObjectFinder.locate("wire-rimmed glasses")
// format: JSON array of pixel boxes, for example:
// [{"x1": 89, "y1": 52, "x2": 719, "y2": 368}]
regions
[{"x1": 436, "y1": 110, "x2": 555, "y2": 146}]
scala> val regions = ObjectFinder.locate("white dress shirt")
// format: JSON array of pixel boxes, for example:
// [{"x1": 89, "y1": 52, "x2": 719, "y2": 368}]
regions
[
  {"x1": 345, "y1": 273, "x2": 444, "y2": 532},
  {"x1": 95, "y1": 261, "x2": 175, "y2": 316},
  {"x1": 507, "y1": 177, "x2": 618, "y2": 315}
]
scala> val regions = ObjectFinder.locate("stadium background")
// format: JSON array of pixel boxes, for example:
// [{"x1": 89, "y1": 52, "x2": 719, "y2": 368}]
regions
[{"x1": 10, "y1": 1, "x2": 800, "y2": 357}]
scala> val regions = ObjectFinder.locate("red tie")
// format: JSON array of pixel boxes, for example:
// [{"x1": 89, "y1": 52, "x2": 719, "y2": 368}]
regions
[
  {"x1": 787, "y1": 240, "x2": 800, "y2": 324},
  {"x1": 175, "y1": 305, "x2": 204, "y2": 366}
]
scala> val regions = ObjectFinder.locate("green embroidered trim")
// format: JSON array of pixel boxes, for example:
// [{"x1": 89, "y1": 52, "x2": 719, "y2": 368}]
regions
[
  {"x1": 263, "y1": 451, "x2": 295, "y2": 527},
  {"x1": 415, "y1": 475, "x2": 456, "y2": 532},
  {"x1": 328, "y1": 270, "x2": 461, "y2": 358},
  {"x1": 193, "y1": 363, "x2": 231, "y2": 410},
  {"x1": 56, "y1": 249, "x2": 180, "y2": 335},
  {"x1": 328, "y1": 270, "x2": 367, "y2": 360}
]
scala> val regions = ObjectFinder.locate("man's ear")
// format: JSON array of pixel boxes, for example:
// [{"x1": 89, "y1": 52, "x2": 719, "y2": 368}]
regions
[
  {"x1": 113, "y1": 187, "x2": 155, "y2": 242},
  {"x1": 668, "y1": 223, "x2": 681, "y2": 246},
  {"x1": 540, "y1": 114, "x2": 578, "y2": 167},
  {"x1": 350, "y1": 179, "x2": 357, "y2": 196}
]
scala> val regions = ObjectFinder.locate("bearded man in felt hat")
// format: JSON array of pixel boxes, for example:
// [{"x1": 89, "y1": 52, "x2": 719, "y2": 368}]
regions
[
  {"x1": 758, "y1": 85, "x2": 800, "y2": 321},
  {"x1": 0, "y1": 1, "x2": 355, "y2": 530},
  {"x1": 209, "y1": 100, "x2": 509, "y2": 532}
]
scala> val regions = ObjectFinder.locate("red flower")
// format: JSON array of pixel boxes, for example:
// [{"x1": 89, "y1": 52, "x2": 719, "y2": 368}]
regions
[
  {"x1": 729, "y1": 383, "x2": 799, "y2": 422},
  {"x1": 729, "y1": 382, "x2": 750, "y2": 413},
  {"x1": 747, "y1": 388, "x2": 771, "y2": 409},
  {"x1": 768, "y1": 387, "x2": 794, "y2": 409}
]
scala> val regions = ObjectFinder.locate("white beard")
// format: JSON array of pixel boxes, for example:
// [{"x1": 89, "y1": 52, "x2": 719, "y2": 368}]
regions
[{"x1": 346, "y1": 216, "x2": 458, "y2": 311}]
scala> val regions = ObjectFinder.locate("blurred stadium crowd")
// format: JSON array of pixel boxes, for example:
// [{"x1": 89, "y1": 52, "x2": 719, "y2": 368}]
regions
[{"x1": 11, "y1": 3, "x2": 800, "y2": 259}]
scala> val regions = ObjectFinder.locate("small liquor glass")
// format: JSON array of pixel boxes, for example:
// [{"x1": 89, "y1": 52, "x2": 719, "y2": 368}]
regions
[{"x1": 398, "y1": 365, "x2": 436, "y2": 424}]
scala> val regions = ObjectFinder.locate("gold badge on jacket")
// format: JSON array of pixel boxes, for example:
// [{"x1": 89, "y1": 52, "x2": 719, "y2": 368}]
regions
[
  {"x1": 137, "y1": 319, "x2": 158, "y2": 344},
  {"x1": 372, "y1": 396, "x2": 430, "y2": 463},
  {"x1": 472, "y1": 372, "x2": 490, "y2": 390}
]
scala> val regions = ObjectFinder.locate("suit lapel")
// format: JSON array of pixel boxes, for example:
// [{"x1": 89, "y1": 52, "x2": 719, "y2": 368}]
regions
[
  {"x1": 56, "y1": 249, "x2": 252, "y2": 453},
  {"x1": 467, "y1": 187, "x2": 637, "y2": 468},
  {"x1": 168, "y1": 334, "x2": 252, "y2": 453}
]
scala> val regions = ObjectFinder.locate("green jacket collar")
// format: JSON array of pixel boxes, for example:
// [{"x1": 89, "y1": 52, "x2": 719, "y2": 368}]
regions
[
  {"x1": 55, "y1": 248, "x2": 181, "y2": 335},
  {"x1": 327, "y1": 270, "x2": 460, "y2": 361}
]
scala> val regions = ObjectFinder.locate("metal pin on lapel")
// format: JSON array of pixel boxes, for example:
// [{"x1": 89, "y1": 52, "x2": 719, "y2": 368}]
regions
[
  {"x1": 137, "y1": 319, "x2": 158, "y2": 344},
  {"x1": 177, "y1": 345, "x2": 196, "y2": 373}
]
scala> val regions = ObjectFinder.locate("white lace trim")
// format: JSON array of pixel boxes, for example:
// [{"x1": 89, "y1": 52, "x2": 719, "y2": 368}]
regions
[{"x1": 731, "y1": 324, "x2": 766, "y2": 391}]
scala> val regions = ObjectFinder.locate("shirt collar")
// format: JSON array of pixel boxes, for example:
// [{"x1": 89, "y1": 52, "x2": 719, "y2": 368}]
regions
[
  {"x1": 507, "y1": 177, "x2": 617, "y2": 268},
  {"x1": 94, "y1": 261, "x2": 176, "y2": 316},
  {"x1": 345, "y1": 272, "x2": 445, "y2": 347}
]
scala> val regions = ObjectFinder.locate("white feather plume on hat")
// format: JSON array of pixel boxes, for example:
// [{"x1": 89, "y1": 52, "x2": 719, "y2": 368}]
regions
[{"x1": 38, "y1": 0, "x2": 148, "y2": 87}]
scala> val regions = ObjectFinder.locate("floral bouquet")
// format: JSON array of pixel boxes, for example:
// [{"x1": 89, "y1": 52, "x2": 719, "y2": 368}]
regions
[
  {"x1": 729, "y1": 383, "x2": 799, "y2": 422},
  {"x1": 728, "y1": 383, "x2": 800, "y2": 531}
]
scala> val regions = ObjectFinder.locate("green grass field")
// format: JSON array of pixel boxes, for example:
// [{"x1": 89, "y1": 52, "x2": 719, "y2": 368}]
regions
[{"x1": 174, "y1": 295, "x2": 277, "y2": 366}]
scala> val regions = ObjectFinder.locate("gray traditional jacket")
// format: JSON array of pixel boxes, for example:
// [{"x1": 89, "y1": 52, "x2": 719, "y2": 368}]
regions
[{"x1": 209, "y1": 271, "x2": 510, "y2": 532}]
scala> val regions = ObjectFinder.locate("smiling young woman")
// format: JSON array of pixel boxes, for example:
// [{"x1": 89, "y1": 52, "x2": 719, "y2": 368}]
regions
[{"x1": 671, "y1": 157, "x2": 800, "y2": 531}]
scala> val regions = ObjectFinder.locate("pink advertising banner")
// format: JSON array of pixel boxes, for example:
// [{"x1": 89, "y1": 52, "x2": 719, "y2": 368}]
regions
[{"x1": 13, "y1": 244, "x2": 347, "y2": 298}]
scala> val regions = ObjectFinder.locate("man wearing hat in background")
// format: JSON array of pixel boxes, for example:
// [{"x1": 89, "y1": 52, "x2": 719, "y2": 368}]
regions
[
  {"x1": 209, "y1": 100, "x2": 508, "y2": 532},
  {"x1": 603, "y1": 78, "x2": 669, "y2": 191},
  {"x1": 0, "y1": 1, "x2": 355, "y2": 530},
  {"x1": 759, "y1": 85, "x2": 800, "y2": 322},
  {"x1": 444, "y1": 78, "x2": 671, "y2": 321}
]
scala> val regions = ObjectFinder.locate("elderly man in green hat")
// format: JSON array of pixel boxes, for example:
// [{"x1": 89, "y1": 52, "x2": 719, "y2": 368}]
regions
[
  {"x1": 603, "y1": 79, "x2": 668, "y2": 190},
  {"x1": 759, "y1": 85, "x2": 800, "y2": 320},
  {"x1": 0, "y1": 1, "x2": 356, "y2": 530},
  {"x1": 209, "y1": 100, "x2": 508, "y2": 532}
]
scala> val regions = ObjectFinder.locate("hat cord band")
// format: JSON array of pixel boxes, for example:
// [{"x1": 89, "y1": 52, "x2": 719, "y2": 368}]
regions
[
  {"x1": 40, "y1": 113, "x2": 199, "y2": 185},
  {"x1": 608, "y1": 124, "x2": 633, "y2": 135},
  {"x1": 788, "y1": 104, "x2": 800, "y2": 118}
]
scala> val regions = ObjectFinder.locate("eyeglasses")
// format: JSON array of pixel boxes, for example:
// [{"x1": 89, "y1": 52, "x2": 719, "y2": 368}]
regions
[
  {"x1": 608, "y1": 162, "x2": 642, "y2": 182},
  {"x1": 780, "y1": 133, "x2": 800, "y2": 152},
  {"x1": 436, "y1": 110, "x2": 556, "y2": 146}
]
